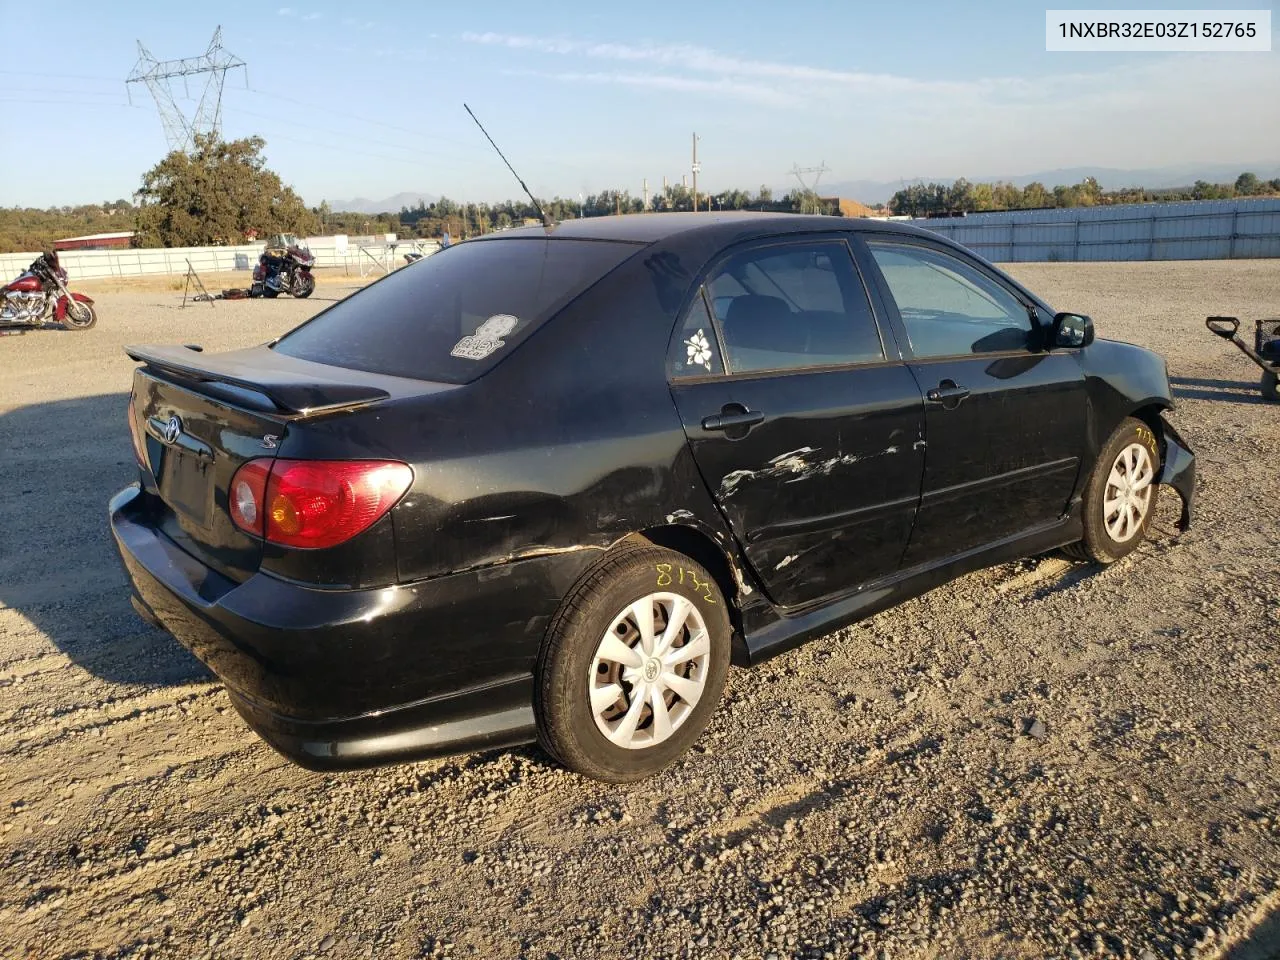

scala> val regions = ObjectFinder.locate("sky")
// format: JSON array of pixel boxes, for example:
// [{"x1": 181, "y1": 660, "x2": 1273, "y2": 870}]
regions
[{"x1": 1, "y1": 0, "x2": 1277, "y2": 208}]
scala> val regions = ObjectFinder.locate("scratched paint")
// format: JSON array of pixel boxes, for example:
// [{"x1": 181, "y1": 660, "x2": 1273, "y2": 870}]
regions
[
  {"x1": 720, "y1": 445, "x2": 905, "y2": 498},
  {"x1": 774, "y1": 554, "x2": 798, "y2": 571}
]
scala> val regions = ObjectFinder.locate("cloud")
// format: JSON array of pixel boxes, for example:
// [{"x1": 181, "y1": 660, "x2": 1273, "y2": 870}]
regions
[
  {"x1": 303, "y1": 12, "x2": 322, "y2": 21},
  {"x1": 463, "y1": 32, "x2": 1029, "y2": 99},
  {"x1": 277, "y1": 6, "x2": 294, "y2": 15},
  {"x1": 499, "y1": 68, "x2": 798, "y2": 107}
]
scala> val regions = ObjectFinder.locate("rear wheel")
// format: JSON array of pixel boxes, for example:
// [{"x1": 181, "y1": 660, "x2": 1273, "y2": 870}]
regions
[
  {"x1": 61, "y1": 300, "x2": 96, "y2": 330},
  {"x1": 1262, "y1": 370, "x2": 1279, "y2": 402},
  {"x1": 1064, "y1": 417, "x2": 1160, "y2": 564},
  {"x1": 536, "y1": 544, "x2": 731, "y2": 783}
]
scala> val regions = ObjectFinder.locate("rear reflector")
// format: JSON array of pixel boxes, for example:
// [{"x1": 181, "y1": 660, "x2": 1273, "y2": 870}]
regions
[
  {"x1": 229, "y1": 459, "x2": 271, "y2": 535},
  {"x1": 228, "y1": 458, "x2": 413, "y2": 549}
]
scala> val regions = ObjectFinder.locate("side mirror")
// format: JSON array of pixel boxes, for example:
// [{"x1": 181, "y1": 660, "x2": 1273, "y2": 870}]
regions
[{"x1": 1052, "y1": 312, "x2": 1094, "y2": 348}]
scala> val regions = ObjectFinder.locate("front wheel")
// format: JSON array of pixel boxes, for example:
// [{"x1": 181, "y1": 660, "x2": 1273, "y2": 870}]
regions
[
  {"x1": 61, "y1": 300, "x2": 97, "y2": 330},
  {"x1": 1262, "y1": 370, "x2": 1279, "y2": 402},
  {"x1": 1064, "y1": 417, "x2": 1160, "y2": 564},
  {"x1": 293, "y1": 272, "x2": 315, "y2": 299},
  {"x1": 536, "y1": 544, "x2": 731, "y2": 783}
]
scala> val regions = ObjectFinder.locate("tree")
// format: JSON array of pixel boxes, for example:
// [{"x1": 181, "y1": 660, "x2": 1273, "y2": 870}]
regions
[
  {"x1": 970, "y1": 182, "x2": 996, "y2": 211},
  {"x1": 946, "y1": 178, "x2": 973, "y2": 213},
  {"x1": 1021, "y1": 181, "x2": 1052, "y2": 209},
  {"x1": 1235, "y1": 172, "x2": 1261, "y2": 196},
  {"x1": 134, "y1": 134, "x2": 318, "y2": 247}
]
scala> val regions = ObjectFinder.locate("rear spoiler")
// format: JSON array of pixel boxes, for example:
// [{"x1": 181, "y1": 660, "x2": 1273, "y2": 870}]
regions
[{"x1": 124, "y1": 344, "x2": 390, "y2": 418}]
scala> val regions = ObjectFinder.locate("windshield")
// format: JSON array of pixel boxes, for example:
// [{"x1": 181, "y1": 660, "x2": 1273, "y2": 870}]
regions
[{"x1": 272, "y1": 237, "x2": 642, "y2": 384}]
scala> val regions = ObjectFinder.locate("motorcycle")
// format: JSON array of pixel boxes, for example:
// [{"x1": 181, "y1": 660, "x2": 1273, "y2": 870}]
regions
[
  {"x1": 249, "y1": 234, "x2": 316, "y2": 299},
  {"x1": 1, "y1": 251, "x2": 97, "y2": 331}
]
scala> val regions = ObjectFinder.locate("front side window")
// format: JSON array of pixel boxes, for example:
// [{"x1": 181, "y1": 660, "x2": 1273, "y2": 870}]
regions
[
  {"x1": 704, "y1": 241, "x2": 884, "y2": 374},
  {"x1": 867, "y1": 243, "x2": 1034, "y2": 358}
]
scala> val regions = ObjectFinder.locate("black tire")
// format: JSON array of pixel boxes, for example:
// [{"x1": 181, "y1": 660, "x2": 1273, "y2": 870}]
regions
[
  {"x1": 535, "y1": 543, "x2": 731, "y2": 783},
  {"x1": 1064, "y1": 417, "x2": 1161, "y2": 564},
  {"x1": 61, "y1": 301, "x2": 96, "y2": 330},
  {"x1": 293, "y1": 273, "x2": 315, "y2": 299},
  {"x1": 1262, "y1": 370, "x2": 1279, "y2": 402},
  {"x1": 262, "y1": 288, "x2": 280, "y2": 299}
]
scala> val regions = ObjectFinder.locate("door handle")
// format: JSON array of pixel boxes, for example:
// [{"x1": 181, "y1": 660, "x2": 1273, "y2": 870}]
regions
[
  {"x1": 702, "y1": 406, "x2": 765, "y2": 433},
  {"x1": 925, "y1": 380, "x2": 970, "y2": 406}
]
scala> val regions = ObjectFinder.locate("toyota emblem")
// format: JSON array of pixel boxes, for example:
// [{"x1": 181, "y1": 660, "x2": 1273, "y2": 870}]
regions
[{"x1": 162, "y1": 415, "x2": 182, "y2": 445}]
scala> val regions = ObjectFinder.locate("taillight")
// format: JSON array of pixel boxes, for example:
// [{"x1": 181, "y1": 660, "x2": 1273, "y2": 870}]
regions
[
  {"x1": 127, "y1": 393, "x2": 146, "y2": 468},
  {"x1": 228, "y1": 458, "x2": 413, "y2": 549}
]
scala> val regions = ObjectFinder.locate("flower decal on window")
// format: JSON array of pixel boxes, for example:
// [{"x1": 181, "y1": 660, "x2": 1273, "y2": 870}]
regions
[{"x1": 685, "y1": 328, "x2": 714, "y2": 371}]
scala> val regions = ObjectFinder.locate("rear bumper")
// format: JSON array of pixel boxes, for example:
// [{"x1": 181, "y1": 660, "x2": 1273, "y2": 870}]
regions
[
  {"x1": 1158, "y1": 417, "x2": 1196, "y2": 531},
  {"x1": 109, "y1": 484, "x2": 592, "y2": 769}
]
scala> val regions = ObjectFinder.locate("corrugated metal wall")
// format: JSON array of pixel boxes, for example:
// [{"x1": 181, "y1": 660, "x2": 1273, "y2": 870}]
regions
[{"x1": 911, "y1": 198, "x2": 1280, "y2": 261}]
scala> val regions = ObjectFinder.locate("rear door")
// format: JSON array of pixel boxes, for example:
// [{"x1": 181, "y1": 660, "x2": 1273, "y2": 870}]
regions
[
  {"x1": 858, "y1": 237, "x2": 1087, "y2": 565},
  {"x1": 669, "y1": 236, "x2": 925, "y2": 610}
]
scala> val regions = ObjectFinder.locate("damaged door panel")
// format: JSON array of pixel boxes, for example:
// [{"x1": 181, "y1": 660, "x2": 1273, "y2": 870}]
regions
[{"x1": 668, "y1": 237, "x2": 926, "y2": 609}]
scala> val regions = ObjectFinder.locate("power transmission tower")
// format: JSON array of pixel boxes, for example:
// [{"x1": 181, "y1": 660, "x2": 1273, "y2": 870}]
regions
[
  {"x1": 127, "y1": 26, "x2": 246, "y2": 153},
  {"x1": 789, "y1": 162, "x2": 831, "y2": 194}
]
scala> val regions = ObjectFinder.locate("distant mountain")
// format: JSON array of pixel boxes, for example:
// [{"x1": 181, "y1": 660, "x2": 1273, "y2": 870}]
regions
[
  {"x1": 330, "y1": 192, "x2": 440, "y2": 214},
  {"x1": 813, "y1": 162, "x2": 1280, "y2": 205}
]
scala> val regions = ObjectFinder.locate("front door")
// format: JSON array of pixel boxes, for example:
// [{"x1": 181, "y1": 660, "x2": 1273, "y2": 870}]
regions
[
  {"x1": 859, "y1": 238, "x2": 1087, "y2": 566},
  {"x1": 668, "y1": 237, "x2": 925, "y2": 609}
]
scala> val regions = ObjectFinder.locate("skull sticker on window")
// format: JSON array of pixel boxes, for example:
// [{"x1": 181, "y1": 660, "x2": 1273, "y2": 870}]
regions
[
  {"x1": 685, "y1": 329, "x2": 713, "y2": 371},
  {"x1": 450, "y1": 314, "x2": 520, "y2": 360}
]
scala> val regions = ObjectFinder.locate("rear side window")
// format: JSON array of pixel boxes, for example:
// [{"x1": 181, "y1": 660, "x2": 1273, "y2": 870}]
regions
[
  {"x1": 274, "y1": 238, "x2": 641, "y2": 383},
  {"x1": 668, "y1": 292, "x2": 725, "y2": 378},
  {"x1": 705, "y1": 241, "x2": 884, "y2": 374}
]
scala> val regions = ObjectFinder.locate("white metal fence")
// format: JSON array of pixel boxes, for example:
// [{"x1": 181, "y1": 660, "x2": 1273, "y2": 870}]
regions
[{"x1": 0, "y1": 236, "x2": 441, "y2": 281}]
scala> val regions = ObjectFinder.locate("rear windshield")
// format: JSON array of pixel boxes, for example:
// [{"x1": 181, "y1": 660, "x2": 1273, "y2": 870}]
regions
[{"x1": 273, "y1": 237, "x2": 642, "y2": 383}]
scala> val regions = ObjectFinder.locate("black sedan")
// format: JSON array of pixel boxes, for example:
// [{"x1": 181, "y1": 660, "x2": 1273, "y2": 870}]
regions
[{"x1": 111, "y1": 213, "x2": 1195, "y2": 783}]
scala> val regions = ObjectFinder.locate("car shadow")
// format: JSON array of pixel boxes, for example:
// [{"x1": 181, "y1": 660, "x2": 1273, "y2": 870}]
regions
[{"x1": 0, "y1": 392, "x2": 211, "y2": 687}]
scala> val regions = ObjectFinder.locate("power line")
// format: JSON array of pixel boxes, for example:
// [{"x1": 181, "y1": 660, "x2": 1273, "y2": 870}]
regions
[{"x1": 228, "y1": 105, "x2": 480, "y2": 162}]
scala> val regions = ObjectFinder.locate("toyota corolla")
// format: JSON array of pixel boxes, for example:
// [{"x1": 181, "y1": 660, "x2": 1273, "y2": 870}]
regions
[{"x1": 110, "y1": 213, "x2": 1195, "y2": 783}]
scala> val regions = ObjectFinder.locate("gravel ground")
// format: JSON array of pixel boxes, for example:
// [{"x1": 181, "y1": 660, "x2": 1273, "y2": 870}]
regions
[{"x1": 1, "y1": 261, "x2": 1278, "y2": 960}]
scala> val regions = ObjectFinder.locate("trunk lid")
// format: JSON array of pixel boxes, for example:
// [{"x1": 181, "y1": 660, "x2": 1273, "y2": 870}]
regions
[
  {"x1": 132, "y1": 368, "x2": 285, "y2": 582},
  {"x1": 126, "y1": 343, "x2": 413, "y2": 583}
]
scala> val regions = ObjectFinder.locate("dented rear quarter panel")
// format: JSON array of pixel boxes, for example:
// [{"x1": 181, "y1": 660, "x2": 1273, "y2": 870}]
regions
[{"x1": 352, "y1": 244, "x2": 744, "y2": 586}]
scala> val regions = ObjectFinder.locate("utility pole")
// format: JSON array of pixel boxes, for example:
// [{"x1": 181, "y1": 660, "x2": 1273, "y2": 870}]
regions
[
  {"x1": 642, "y1": 178, "x2": 649, "y2": 211},
  {"x1": 692, "y1": 133, "x2": 700, "y2": 212}
]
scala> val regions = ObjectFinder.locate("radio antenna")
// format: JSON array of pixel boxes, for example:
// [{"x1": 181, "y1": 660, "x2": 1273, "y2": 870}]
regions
[{"x1": 463, "y1": 104, "x2": 552, "y2": 229}]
